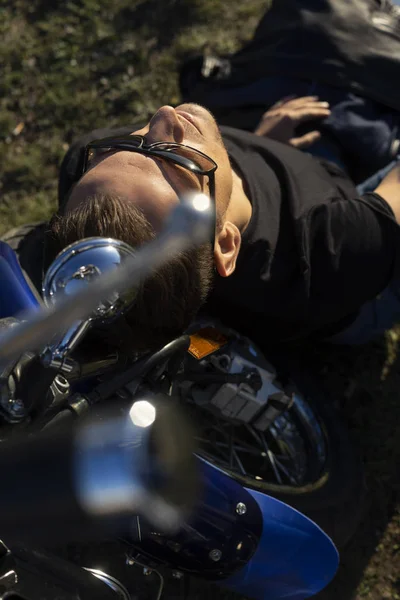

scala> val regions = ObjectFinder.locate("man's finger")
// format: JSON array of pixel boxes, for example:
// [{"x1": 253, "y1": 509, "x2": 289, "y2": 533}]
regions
[
  {"x1": 291, "y1": 107, "x2": 331, "y2": 125},
  {"x1": 266, "y1": 96, "x2": 297, "y2": 112},
  {"x1": 291, "y1": 101, "x2": 330, "y2": 111},
  {"x1": 284, "y1": 95, "x2": 322, "y2": 108},
  {"x1": 262, "y1": 99, "x2": 329, "y2": 119},
  {"x1": 290, "y1": 130, "x2": 321, "y2": 148}
]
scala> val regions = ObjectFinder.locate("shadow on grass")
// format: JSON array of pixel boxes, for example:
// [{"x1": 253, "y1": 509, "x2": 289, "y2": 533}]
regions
[
  {"x1": 305, "y1": 336, "x2": 400, "y2": 599},
  {"x1": 23, "y1": 0, "x2": 204, "y2": 51},
  {"x1": 113, "y1": 0, "x2": 204, "y2": 50}
]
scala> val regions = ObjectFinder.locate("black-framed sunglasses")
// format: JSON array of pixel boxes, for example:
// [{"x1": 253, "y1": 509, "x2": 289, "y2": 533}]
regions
[{"x1": 83, "y1": 134, "x2": 218, "y2": 245}]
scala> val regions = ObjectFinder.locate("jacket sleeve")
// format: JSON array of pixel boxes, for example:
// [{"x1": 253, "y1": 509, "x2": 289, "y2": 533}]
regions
[{"x1": 305, "y1": 192, "x2": 400, "y2": 324}]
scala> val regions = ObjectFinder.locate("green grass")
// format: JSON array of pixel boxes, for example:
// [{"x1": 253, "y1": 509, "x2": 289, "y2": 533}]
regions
[
  {"x1": 0, "y1": 0, "x2": 263, "y2": 232},
  {"x1": 1, "y1": 2, "x2": 400, "y2": 599}
]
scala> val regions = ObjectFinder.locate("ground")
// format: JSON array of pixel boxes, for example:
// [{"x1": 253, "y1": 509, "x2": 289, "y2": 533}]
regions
[{"x1": 1, "y1": 1, "x2": 400, "y2": 598}]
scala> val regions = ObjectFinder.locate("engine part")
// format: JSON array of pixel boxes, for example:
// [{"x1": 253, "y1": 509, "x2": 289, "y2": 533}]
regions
[{"x1": 182, "y1": 334, "x2": 293, "y2": 430}]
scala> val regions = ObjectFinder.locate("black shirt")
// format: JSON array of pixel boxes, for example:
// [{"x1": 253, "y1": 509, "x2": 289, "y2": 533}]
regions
[
  {"x1": 58, "y1": 125, "x2": 400, "y2": 344},
  {"x1": 205, "y1": 127, "x2": 400, "y2": 343}
]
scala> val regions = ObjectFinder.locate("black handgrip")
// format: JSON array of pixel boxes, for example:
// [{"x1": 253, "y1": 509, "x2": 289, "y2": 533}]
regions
[
  {"x1": 16, "y1": 356, "x2": 59, "y2": 416},
  {"x1": 0, "y1": 397, "x2": 198, "y2": 545},
  {"x1": 42, "y1": 408, "x2": 77, "y2": 430},
  {"x1": 0, "y1": 424, "x2": 91, "y2": 543}
]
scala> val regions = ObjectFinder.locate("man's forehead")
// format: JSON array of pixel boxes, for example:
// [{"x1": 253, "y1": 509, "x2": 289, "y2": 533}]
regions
[{"x1": 66, "y1": 155, "x2": 179, "y2": 228}]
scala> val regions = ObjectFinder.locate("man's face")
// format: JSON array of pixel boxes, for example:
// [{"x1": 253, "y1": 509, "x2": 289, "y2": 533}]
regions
[{"x1": 66, "y1": 103, "x2": 233, "y2": 232}]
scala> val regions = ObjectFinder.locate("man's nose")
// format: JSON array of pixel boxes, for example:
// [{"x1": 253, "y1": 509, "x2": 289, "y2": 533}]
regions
[{"x1": 145, "y1": 105, "x2": 185, "y2": 144}]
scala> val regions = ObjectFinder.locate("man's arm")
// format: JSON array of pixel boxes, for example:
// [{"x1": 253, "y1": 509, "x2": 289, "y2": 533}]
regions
[
  {"x1": 373, "y1": 164, "x2": 400, "y2": 224},
  {"x1": 306, "y1": 197, "x2": 400, "y2": 326}
]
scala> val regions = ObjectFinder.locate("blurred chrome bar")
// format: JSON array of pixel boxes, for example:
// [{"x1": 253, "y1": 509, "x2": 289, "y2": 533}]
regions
[
  {"x1": 0, "y1": 396, "x2": 197, "y2": 541},
  {"x1": 0, "y1": 194, "x2": 213, "y2": 365}
]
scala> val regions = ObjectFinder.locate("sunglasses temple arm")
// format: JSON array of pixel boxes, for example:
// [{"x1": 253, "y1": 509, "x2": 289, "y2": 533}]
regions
[{"x1": 209, "y1": 175, "x2": 217, "y2": 246}]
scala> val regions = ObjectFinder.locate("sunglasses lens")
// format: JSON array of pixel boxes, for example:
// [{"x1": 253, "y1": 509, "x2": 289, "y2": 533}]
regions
[
  {"x1": 87, "y1": 136, "x2": 143, "y2": 165},
  {"x1": 87, "y1": 138, "x2": 215, "y2": 173}
]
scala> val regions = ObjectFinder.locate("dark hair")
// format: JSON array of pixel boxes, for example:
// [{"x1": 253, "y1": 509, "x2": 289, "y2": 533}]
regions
[{"x1": 46, "y1": 194, "x2": 214, "y2": 353}]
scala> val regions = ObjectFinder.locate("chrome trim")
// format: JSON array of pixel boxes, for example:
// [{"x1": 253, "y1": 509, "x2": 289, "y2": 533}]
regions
[
  {"x1": 43, "y1": 237, "x2": 137, "y2": 322},
  {"x1": 40, "y1": 237, "x2": 137, "y2": 371},
  {"x1": 84, "y1": 568, "x2": 131, "y2": 600}
]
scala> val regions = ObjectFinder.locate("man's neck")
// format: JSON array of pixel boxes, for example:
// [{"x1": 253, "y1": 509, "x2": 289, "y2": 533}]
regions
[{"x1": 225, "y1": 167, "x2": 252, "y2": 233}]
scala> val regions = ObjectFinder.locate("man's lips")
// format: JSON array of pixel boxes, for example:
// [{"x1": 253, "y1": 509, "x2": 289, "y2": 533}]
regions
[{"x1": 175, "y1": 110, "x2": 202, "y2": 135}]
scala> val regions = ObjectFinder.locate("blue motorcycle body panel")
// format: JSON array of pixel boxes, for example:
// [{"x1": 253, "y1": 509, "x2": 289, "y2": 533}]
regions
[
  {"x1": 132, "y1": 459, "x2": 338, "y2": 599},
  {"x1": 0, "y1": 241, "x2": 41, "y2": 317},
  {"x1": 131, "y1": 458, "x2": 264, "y2": 579},
  {"x1": 0, "y1": 239, "x2": 339, "y2": 599},
  {"x1": 224, "y1": 486, "x2": 339, "y2": 599}
]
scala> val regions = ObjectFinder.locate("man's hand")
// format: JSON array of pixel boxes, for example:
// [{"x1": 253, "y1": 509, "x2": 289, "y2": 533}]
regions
[{"x1": 254, "y1": 96, "x2": 331, "y2": 148}]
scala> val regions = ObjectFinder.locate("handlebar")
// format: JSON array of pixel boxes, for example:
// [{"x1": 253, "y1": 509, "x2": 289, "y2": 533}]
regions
[{"x1": 0, "y1": 195, "x2": 214, "y2": 367}]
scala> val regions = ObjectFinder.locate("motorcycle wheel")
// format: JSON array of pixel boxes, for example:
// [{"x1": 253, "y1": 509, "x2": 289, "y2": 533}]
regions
[{"x1": 189, "y1": 364, "x2": 366, "y2": 549}]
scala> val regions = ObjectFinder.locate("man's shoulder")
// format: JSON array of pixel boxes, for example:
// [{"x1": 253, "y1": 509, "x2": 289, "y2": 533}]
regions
[
  {"x1": 221, "y1": 125, "x2": 265, "y2": 147},
  {"x1": 220, "y1": 125, "x2": 316, "y2": 163}
]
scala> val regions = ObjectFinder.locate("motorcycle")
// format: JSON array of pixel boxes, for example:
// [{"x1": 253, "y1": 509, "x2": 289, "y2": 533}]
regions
[{"x1": 0, "y1": 194, "x2": 359, "y2": 599}]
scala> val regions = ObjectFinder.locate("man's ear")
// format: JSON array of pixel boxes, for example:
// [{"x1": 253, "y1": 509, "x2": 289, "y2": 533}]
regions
[{"x1": 214, "y1": 221, "x2": 241, "y2": 277}]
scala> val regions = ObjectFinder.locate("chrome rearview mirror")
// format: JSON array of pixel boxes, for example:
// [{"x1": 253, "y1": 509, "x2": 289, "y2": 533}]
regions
[
  {"x1": 41, "y1": 237, "x2": 137, "y2": 373},
  {"x1": 43, "y1": 237, "x2": 137, "y2": 322}
]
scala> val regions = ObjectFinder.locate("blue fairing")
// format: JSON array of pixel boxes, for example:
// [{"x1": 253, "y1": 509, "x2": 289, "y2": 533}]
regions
[
  {"x1": 131, "y1": 456, "x2": 338, "y2": 599},
  {"x1": 223, "y1": 487, "x2": 339, "y2": 600},
  {"x1": 0, "y1": 241, "x2": 41, "y2": 317}
]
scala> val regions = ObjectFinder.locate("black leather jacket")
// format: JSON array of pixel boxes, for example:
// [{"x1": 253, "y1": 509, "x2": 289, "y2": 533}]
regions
[{"x1": 230, "y1": 0, "x2": 400, "y2": 112}]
